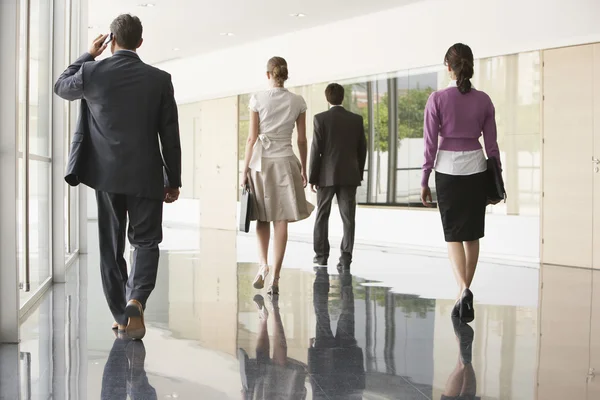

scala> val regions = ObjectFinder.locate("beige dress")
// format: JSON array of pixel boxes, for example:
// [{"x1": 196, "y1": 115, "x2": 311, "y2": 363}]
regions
[{"x1": 248, "y1": 88, "x2": 314, "y2": 222}]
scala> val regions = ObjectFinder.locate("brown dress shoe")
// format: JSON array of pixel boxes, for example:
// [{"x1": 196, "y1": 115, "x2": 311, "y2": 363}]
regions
[{"x1": 125, "y1": 299, "x2": 146, "y2": 340}]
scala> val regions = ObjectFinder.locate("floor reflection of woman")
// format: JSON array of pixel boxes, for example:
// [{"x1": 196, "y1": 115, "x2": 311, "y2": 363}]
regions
[
  {"x1": 238, "y1": 295, "x2": 307, "y2": 400},
  {"x1": 441, "y1": 318, "x2": 480, "y2": 400}
]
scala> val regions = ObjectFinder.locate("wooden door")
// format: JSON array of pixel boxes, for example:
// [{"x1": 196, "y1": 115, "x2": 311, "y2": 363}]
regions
[
  {"x1": 542, "y1": 45, "x2": 594, "y2": 268},
  {"x1": 197, "y1": 96, "x2": 239, "y2": 230},
  {"x1": 537, "y1": 265, "x2": 592, "y2": 399},
  {"x1": 588, "y1": 270, "x2": 600, "y2": 398},
  {"x1": 593, "y1": 44, "x2": 600, "y2": 269}
]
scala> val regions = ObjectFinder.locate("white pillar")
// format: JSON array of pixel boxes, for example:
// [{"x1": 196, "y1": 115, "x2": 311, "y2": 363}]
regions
[
  {"x1": 77, "y1": 0, "x2": 89, "y2": 255},
  {"x1": 0, "y1": 345, "x2": 19, "y2": 396},
  {"x1": 52, "y1": 0, "x2": 69, "y2": 283},
  {"x1": 0, "y1": 0, "x2": 21, "y2": 344}
]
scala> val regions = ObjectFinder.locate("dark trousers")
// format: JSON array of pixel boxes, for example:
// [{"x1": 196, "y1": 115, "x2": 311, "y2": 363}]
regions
[
  {"x1": 309, "y1": 270, "x2": 365, "y2": 398},
  {"x1": 313, "y1": 271, "x2": 356, "y2": 348},
  {"x1": 313, "y1": 186, "x2": 357, "y2": 267},
  {"x1": 101, "y1": 339, "x2": 157, "y2": 400},
  {"x1": 96, "y1": 191, "x2": 163, "y2": 325}
]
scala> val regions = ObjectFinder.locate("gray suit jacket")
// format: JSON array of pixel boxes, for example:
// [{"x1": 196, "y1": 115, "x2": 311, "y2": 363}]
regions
[
  {"x1": 54, "y1": 51, "x2": 181, "y2": 200},
  {"x1": 309, "y1": 107, "x2": 367, "y2": 187}
]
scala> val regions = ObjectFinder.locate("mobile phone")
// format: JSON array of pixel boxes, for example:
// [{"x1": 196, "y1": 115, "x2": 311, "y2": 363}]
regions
[{"x1": 103, "y1": 33, "x2": 113, "y2": 46}]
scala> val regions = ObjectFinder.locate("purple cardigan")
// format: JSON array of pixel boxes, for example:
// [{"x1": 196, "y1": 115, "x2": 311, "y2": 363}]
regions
[{"x1": 421, "y1": 86, "x2": 501, "y2": 187}]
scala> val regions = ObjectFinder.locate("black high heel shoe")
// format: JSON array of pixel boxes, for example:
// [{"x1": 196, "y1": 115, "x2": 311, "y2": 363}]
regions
[
  {"x1": 460, "y1": 288, "x2": 474, "y2": 323},
  {"x1": 451, "y1": 300, "x2": 460, "y2": 318},
  {"x1": 451, "y1": 316, "x2": 475, "y2": 364}
]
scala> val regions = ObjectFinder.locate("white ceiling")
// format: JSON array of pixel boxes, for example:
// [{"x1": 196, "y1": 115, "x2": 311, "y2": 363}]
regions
[{"x1": 88, "y1": 0, "x2": 421, "y2": 64}]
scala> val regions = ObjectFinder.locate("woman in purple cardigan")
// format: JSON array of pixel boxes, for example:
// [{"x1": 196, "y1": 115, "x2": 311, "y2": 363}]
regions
[{"x1": 420, "y1": 43, "x2": 501, "y2": 323}]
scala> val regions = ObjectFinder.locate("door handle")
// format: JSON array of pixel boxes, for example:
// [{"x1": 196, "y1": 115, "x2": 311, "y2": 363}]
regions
[
  {"x1": 593, "y1": 157, "x2": 600, "y2": 164},
  {"x1": 587, "y1": 367, "x2": 596, "y2": 383}
]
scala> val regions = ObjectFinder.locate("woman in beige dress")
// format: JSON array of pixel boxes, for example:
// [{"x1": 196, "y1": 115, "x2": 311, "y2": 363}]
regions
[{"x1": 241, "y1": 56, "x2": 314, "y2": 296}]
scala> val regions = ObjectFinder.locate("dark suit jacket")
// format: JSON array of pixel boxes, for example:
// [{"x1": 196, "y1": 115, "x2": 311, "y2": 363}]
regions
[
  {"x1": 64, "y1": 99, "x2": 89, "y2": 186},
  {"x1": 54, "y1": 51, "x2": 181, "y2": 200},
  {"x1": 309, "y1": 107, "x2": 367, "y2": 187}
]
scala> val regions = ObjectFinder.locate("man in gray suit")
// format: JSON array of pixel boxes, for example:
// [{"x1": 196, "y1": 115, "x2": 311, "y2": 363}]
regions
[
  {"x1": 309, "y1": 84, "x2": 367, "y2": 271},
  {"x1": 54, "y1": 14, "x2": 181, "y2": 339}
]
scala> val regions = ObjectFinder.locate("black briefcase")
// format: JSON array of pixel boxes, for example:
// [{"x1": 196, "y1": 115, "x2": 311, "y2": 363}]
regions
[
  {"x1": 239, "y1": 186, "x2": 253, "y2": 233},
  {"x1": 486, "y1": 156, "x2": 506, "y2": 204}
]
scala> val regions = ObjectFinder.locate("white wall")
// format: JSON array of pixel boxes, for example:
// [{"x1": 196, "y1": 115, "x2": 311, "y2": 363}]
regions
[{"x1": 158, "y1": 0, "x2": 600, "y2": 104}]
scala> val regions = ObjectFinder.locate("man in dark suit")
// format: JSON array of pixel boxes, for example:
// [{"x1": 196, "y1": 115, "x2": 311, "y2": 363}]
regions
[
  {"x1": 309, "y1": 84, "x2": 367, "y2": 271},
  {"x1": 54, "y1": 14, "x2": 181, "y2": 339}
]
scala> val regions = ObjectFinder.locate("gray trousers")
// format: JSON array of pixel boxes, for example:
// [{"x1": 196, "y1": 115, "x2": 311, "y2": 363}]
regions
[
  {"x1": 96, "y1": 191, "x2": 163, "y2": 325},
  {"x1": 313, "y1": 186, "x2": 357, "y2": 267},
  {"x1": 101, "y1": 339, "x2": 157, "y2": 400}
]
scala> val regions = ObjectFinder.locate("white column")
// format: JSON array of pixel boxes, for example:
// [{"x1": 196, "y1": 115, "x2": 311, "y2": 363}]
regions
[
  {"x1": 52, "y1": 0, "x2": 68, "y2": 282},
  {"x1": 0, "y1": 0, "x2": 21, "y2": 343},
  {"x1": 0, "y1": 345, "x2": 19, "y2": 396},
  {"x1": 77, "y1": 0, "x2": 89, "y2": 255},
  {"x1": 51, "y1": 284, "x2": 67, "y2": 399}
]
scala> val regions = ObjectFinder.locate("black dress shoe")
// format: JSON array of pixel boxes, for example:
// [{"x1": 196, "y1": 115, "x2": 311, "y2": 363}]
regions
[
  {"x1": 313, "y1": 256, "x2": 327, "y2": 266},
  {"x1": 459, "y1": 289, "x2": 474, "y2": 323},
  {"x1": 336, "y1": 262, "x2": 350, "y2": 273}
]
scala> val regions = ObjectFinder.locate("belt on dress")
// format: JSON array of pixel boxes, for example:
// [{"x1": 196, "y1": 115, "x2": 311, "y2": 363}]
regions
[{"x1": 249, "y1": 133, "x2": 290, "y2": 172}]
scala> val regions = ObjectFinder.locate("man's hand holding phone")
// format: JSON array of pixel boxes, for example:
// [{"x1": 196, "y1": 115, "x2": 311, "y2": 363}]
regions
[{"x1": 89, "y1": 33, "x2": 110, "y2": 58}]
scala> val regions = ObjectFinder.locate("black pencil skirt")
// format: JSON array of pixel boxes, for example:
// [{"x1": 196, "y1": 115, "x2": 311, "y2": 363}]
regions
[{"x1": 435, "y1": 171, "x2": 487, "y2": 243}]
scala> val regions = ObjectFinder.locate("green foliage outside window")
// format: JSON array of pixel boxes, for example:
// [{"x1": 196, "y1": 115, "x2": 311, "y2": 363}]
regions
[{"x1": 342, "y1": 84, "x2": 434, "y2": 153}]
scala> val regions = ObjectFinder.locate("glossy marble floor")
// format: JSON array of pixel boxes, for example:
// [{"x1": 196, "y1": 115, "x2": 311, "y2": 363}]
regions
[{"x1": 2, "y1": 225, "x2": 600, "y2": 399}]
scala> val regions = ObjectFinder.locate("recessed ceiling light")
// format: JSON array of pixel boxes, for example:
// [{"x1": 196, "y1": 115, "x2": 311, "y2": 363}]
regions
[
  {"x1": 220, "y1": 32, "x2": 234, "y2": 37},
  {"x1": 290, "y1": 13, "x2": 306, "y2": 17},
  {"x1": 138, "y1": 3, "x2": 155, "y2": 7},
  {"x1": 173, "y1": 47, "x2": 180, "y2": 51}
]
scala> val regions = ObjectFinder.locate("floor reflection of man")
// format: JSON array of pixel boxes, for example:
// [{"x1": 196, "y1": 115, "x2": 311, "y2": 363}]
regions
[
  {"x1": 238, "y1": 295, "x2": 308, "y2": 400},
  {"x1": 441, "y1": 318, "x2": 480, "y2": 400},
  {"x1": 309, "y1": 269, "x2": 365, "y2": 399},
  {"x1": 101, "y1": 338, "x2": 157, "y2": 400}
]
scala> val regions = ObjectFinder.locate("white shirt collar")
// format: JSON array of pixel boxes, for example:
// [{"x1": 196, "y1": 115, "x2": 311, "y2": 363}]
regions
[{"x1": 330, "y1": 104, "x2": 343, "y2": 108}]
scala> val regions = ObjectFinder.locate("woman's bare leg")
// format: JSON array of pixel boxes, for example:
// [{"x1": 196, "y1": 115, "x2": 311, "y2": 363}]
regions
[
  {"x1": 460, "y1": 363, "x2": 477, "y2": 396},
  {"x1": 448, "y1": 242, "x2": 468, "y2": 299},
  {"x1": 256, "y1": 221, "x2": 270, "y2": 266},
  {"x1": 270, "y1": 299, "x2": 287, "y2": 366},
  {"x1": 464, "y1": 240, "x2": 480, "y2": 289},
  {"x1": 272, "y1": 221, "x2": 288, "y2": 282},
  {"x1": 443, "y1": 357, "x2": 465, "y2": 397},
  {"x1": 255, "y1": 297, "x2": 270, "y2": 359}
]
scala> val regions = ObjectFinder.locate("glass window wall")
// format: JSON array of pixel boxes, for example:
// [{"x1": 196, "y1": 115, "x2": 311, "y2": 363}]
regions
[
  {"x1": 14, "y1": 0, "x2": 79, "y2": 307},
  {"x1": 1, "y1": 0, "x2": 81, "y2": 340},
  {"x1": 25, "y1": 0, "x2": 53, "y2": 302}
]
